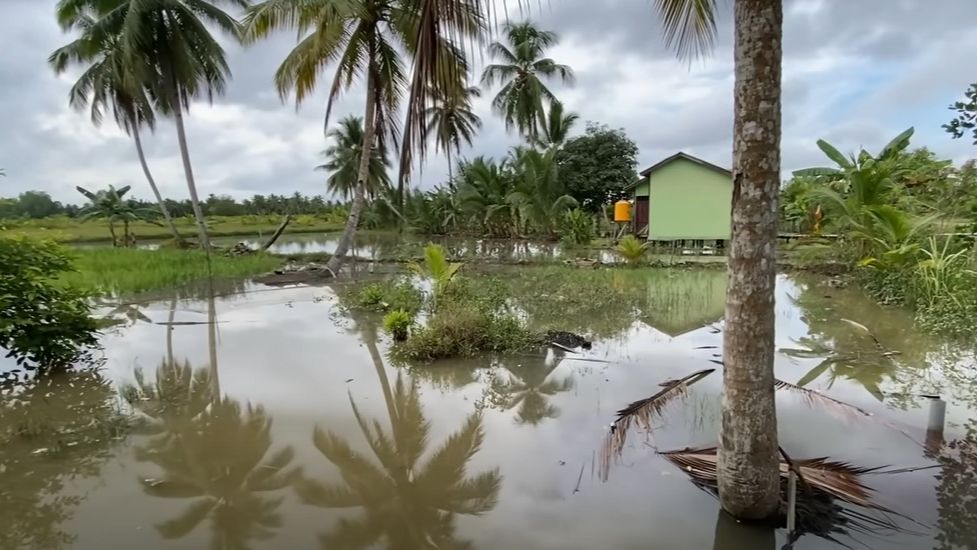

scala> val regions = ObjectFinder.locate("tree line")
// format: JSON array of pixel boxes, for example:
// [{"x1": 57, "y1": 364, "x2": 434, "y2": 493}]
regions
[{"x1": 0, "y1": 190, "x2": 347, "y2": 220}]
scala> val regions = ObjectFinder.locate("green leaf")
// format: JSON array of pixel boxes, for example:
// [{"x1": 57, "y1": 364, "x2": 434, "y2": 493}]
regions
[
  {"x1": 879, "y1": 127, "x2": 914, "y2": 159},
  {"x1": 795, "y1": 360, "x2": 834, "y2": 388},
  {"x1": 816, "y1": 139, "x2": 852, "y2": 169},
  {"x1": 792, "y1": 167, "x2": 842, "y2": 178}
]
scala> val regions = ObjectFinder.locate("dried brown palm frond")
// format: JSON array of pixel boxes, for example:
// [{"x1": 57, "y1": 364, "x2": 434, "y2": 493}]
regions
[
  {"x1": 659, "y1": 446, "x2": 893, "y2": 512},
  {"x1": 598, "y1": 368, "x2": 715, "y2": 480},
  {"x1": 660, "y1": 446, "x2": 918, "y2": 546}
]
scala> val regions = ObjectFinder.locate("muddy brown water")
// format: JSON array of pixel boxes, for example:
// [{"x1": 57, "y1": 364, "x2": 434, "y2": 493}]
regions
[{"x1": 2, "y1": 268, "x2": 976, "y2": 549}]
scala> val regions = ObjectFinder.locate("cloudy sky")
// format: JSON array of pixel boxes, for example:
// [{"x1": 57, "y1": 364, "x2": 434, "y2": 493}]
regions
[{"x1": 1, "y1": 0, "x2": 976, "y2": 204}]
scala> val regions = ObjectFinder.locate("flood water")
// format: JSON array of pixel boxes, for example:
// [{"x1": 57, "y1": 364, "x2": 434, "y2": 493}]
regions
[{"x1": 2, "y1": 267, "x2": 976, "y2": 549}]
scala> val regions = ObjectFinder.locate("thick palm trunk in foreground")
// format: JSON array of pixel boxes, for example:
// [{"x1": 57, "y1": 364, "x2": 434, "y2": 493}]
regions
[
  {"x1": 168, "y1": 81, "x2": 212, "y2": 252},
  {"x1": 327, "y1": 69, "x2": 377, "y2": 274},
  {"x1": 717, "y1": 0, "x2": 783, "y2": 520},
  {"x1": 132, "y1": 124, "x2": 181, "y2": 242}
]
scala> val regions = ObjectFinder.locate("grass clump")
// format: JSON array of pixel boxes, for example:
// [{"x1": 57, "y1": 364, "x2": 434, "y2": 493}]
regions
[
  {"x1": 383, "y1": 310, "x2": 413, "y2": 342},
  {"x1": 59, "y1": 248, "x2": 281, "y2": 295},
  {"x1": 355, "y1": 280, "x2": 424, "y2": 314},
  {"x1": 393, "y1": 305, "x2": 534, "y2": 362}
]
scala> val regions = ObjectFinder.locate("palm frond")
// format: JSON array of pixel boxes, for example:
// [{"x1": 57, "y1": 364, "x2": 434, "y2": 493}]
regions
[
  {"x1": 659, "y1": 446, "x2": 895, "y2": 512},
  {"x1": 599, "y1": 368, "x2": 715, "y2": 480},
  {"x1": 652, "y1": 0, "x2": 719, "y2": 61},
  {"x1": 775, "y1": 378, "x2": 875, "y2": 421}
]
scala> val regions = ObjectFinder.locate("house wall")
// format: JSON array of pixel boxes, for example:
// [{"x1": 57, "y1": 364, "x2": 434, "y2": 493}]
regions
[
  {"x1": 633, "y1": 178, "x2": 650, "y2": 197},
  {"x1": 645, "y1": 158, "x2": 732, "y2": 240}
]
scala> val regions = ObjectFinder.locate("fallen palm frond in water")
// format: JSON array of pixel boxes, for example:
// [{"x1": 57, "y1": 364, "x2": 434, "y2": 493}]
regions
[
  {"x1": 599, "y1": 368, "x2": 715, "y2": 480},
  {"x1": 776, "y1": 379, "x2": 920, "y2": 445},
  {"x1": 600, "y1": 366, "x2": 921, "y2": 481},
  {"x1": 660, "y1": 446, "x2": 890, "y2": 510},
  {"x1": 660, "y1": 446, "x2": 915, "y2": 546},
  {"x1": 774, "y1": 378, "x2": 875, "y2": 420}
]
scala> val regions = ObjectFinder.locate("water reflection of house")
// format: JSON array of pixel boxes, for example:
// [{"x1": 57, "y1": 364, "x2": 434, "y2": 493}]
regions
[
  {"x1": 626, "y1": 152, "x2": 732, "y2": 243},
  {"x1": 638, "y1": 270, "x2": 727, "y2": 337}
]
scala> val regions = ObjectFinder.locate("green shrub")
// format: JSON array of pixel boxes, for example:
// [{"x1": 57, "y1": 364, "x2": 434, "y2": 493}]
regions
[
  {"x1": 558, "y1": 208, "x2": 595, "y2": 246},
  {"x1": 394, "y1": 306, "x2": 534, "y2": 361},
  {"x1": 615, "y1": 235, "x2": 649, "y2": 265},
  {"x1": 383, "y1": 310, "x2": 413, "y2": 341},
  {"x1": 0, "y1": 238, "x2": 98, "y2": 369}
]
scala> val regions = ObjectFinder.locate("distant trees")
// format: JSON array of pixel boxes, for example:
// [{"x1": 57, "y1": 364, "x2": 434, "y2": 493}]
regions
[
  {"x1": 0, "y1": 191, "x2": 345, "y2": 220},
  {"x1": 555, "y1": 123, "x2": 639, "y2": 211},
  {"x1": 2, "y1": 191, "x2": 66, "y2": 219},
  {"x1": 945, "y1": 82, "x2": 977, "y2": 145}
]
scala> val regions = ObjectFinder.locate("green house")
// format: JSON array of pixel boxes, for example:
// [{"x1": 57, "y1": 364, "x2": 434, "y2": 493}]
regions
[{"x1": 627, "y1": 152, "x2": 732, "y2": 241}]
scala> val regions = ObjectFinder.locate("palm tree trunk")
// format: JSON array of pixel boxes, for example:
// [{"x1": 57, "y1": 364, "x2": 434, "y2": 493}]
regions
[
  {"x1": 447, "y1": 148, "x2": 453, "y2": 183},
  {"x1": 166, "y1": 296, "x2": 176, "y2": 365},
  {"x1": 132, "y1": 124, "x2": 181, "y2": 242},
  {"x1": 123, "y1": 218, "x2": 130, "y2": 247},
  {"x1": 108, "y1": 220, "x2": 117, "y2": 247},
  {"x1": 167, "y1": 80, "x2": 211, "y2": 252},
  {"x1": 207, "y1": 284, "x2": 220, "y2": 399},
  {"x1": 717, "y1": 0, "x2": 783, "y2": 520},
  {"x1": 365, "y1": 330, "x2": 399, "y2": 431},
  {"x1": 326, "y1": 68, "x2": 377, "y2": 274}
]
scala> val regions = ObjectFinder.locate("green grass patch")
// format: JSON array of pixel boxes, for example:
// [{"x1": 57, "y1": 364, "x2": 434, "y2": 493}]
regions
[
  {"x1": 1, "y1": 214, "x2": 344, "y2": 243},
  {"x1": 59, "y1": 248, "x2": 281, "y2": 295}
]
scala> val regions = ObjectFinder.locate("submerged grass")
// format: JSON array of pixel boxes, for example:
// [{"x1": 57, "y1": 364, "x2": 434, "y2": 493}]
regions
[{"x1": 60, "y1": 248, "x2": 281, "y2": 295}]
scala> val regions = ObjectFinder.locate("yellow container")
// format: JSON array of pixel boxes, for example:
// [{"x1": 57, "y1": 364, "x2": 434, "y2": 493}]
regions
[{"x1": 613, "y1": 200, "x2": 631, "y2": 222}]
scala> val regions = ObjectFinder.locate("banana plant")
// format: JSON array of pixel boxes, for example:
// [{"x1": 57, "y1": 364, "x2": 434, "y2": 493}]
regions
[
  {"x1": 794, "y1": 128, "x2": 916, "y2": 257},
  {"x1": 76, "y1": 185, "x2": 157, "y2": 247}
]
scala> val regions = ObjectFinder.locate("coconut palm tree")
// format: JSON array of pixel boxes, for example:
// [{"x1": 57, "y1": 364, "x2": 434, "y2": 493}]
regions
[
  {"x1": 49, "y1": 11, "x2": 182, "y2": 242},
  {"x1": 315, "y1": 116, "x2": 391, "y2": 201},
  {"x1": 456, "y1": 156, "x2": 519, "y2": 237},
  {"x1": 57, "y1": 0, "x2": 248, "y2": 252},
  {"x1": 649, "y1": 0, "x2": 785, "y2": 519},
  {"x1": 424, "y1": 85, "x2": 482, "y2": 181},
  {"x1": 244, "y1": 0, "x2": 471, "y2": 273},
  {"x1": 292, "y1": 374, "x2": 501, "y2": 548},
  {"x1": 506, "y1": 147, "x2": 577, "y2": 238},
  {"x1": 534, "y1": 100, "x2": 578, "y2": 149},
  {"x1": 491, "y1": 355, "x2": 575, "y2": 425},
  {"x1": 129, "y1": 381, "x2": 297, "y2": 548},
  {"x1": 480, "y1": 22, "x2": 574, "y2": 141}
]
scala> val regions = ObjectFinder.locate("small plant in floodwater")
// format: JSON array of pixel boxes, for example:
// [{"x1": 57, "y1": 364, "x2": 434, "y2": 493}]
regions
[
  {"x1": 615, "y1": 235, "x2": 649, "y2": 265},
  {"x1": 355, "y1": 280, "x2": 424, "y2": 314},
  {"x1": 358, "y1": 283, "x2": 387, "y2": 308},
  {"x1": 409, "y1": 244, "x2": 463, "y2": 312},
  {"x1": 383, "y1": 310, "x2": 413, "y2": 341}
]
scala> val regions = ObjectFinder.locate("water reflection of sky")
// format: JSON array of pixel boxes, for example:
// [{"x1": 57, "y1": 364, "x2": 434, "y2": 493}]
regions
[{"x1": 3, "y1": 271, "x2": 976, "y2": 549}]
